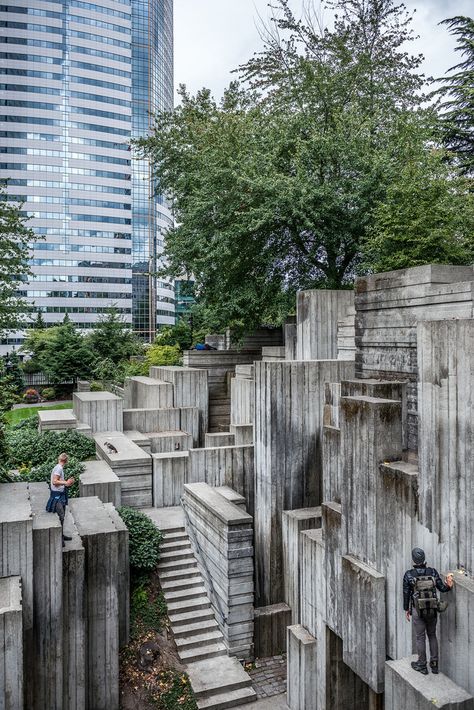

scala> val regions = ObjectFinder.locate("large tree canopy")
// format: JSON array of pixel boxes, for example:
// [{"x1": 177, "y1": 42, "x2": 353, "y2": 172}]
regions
[{"x1": 138, "y1": 0, "x2": 429, "y2": 333}]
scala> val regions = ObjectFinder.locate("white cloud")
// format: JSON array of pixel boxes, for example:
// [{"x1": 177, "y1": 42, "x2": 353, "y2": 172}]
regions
[{"x1": 173, "y1": 0, "x2": 472, "y2": 103}]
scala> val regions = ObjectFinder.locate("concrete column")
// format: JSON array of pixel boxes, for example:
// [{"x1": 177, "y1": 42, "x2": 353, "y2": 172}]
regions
[
  {"x1": 418, "y1": 319, "x2": 474, "y2": 572},
  {"x1": 323, "y1": 502, "x2": 343, "y2": 638},
  {"x1": 152, "y1": 451, "x2": 189, "y2": 508},
  {"x1": 296, "y1": 289, "x2": 354, "y2": 360},
  {"x1": 341, "y1": 555, "x2": 385, "y2": 694},
  {"x1": 287, "y1": 625, "x2": 317, "y2": 710},
  {"x1": 254, "y1": 359, "x2": 354, "y2": 606},
  {"x1": 69, "y1": 497, "x2": 122, "y2": 710},
  {"x1": 0, "y1": 576, "x2": 23, "y2": 710},
  {"x1": 340, "y1": 395, "x2": 402, "y2": 567},
  {"x1": 439, "y1": 572, "x2": 474, "y2": 696},
  {"x1": 123, "y1": 376, "x2": 173, "y2": 410},
  {"x1": 62, "y1": 509, "x2": 86, "y2": 710},
  {"x1": 230, "y1": 366, "x2": 255, "y2": 426},
  {"x1": 29, "y1": 483, "x2": 63, "y2": 710},
  {"x1": 282, "y1": 507, "x2": 321, "y2": 623},
  {"x1": 79, "y1": 460, "x2": 121, "y2": 508}
]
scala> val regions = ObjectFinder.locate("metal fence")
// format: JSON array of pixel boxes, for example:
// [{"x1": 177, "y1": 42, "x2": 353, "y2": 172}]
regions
[{"x1": 24, "y1": 372, "x2": 74, "y2": 386}]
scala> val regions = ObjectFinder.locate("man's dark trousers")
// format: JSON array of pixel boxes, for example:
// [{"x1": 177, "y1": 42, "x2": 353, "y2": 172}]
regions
[{"x1": 412, "y1": 607, "x2": 438, "y2": 664}]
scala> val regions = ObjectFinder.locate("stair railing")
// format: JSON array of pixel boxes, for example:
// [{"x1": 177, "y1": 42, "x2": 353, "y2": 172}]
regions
[{"x1": 180, "y1": 496, "x2": 228, "y2": 627}]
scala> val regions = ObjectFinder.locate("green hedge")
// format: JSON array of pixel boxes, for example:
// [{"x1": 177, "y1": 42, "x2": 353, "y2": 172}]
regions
[
  {"x1": 6, "y1": 427, "x2": 95, "y2": 468},
  {"x1": 19, "y1": 457, "x2": 84, "y2": 498},
  {"x1": 118, "y1": 507, "x2": 163, "y2": 572}
]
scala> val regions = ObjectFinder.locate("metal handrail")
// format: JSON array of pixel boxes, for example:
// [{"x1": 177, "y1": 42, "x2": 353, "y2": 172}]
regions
[{"x1": 180, "y1": 496, "x2": 227, "y2": 626}]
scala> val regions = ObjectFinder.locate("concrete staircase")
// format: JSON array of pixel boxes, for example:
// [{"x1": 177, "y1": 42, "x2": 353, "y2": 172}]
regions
[{"x1": 158, "y1": 522, "x2": 256, "y2": 708}]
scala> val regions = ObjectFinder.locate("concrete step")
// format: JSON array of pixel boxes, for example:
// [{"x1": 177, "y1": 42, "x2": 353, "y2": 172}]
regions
[
  {"x1": 179, "y1": 641, "x2": 227, "y2": 663},
  {"x1": 172, "y1": 618, "x2": 219, "y2": 638},
  {"x1": 159, "y1": 547, "x2": 193, "y2": 562},
  {"x1": 161, "y1": 538, "x2": 191, "y2": 552},
  {"x1": 175, "y1": 629, "x2": 223, "y2": 650},
  {"x1": 169, "y1": 608, "x2": 215, "y2": 627},
  {"x1": 161, "y1": 526, "x2": 186, "y2": 535},
  {"x1": 163, "y1": 585, "x2": 207, "y2": 602},
  {"x1": 196, "y1": 686, "x2": 257, "y2": 710},
  {"x1": 158, "y1": 558, "x2": 197, "y2": 572},
  {"x1": 159, "y1": 567, "x2": 202, "y2": 582},
  {"x1": 161, "y1": 576, "x2": 204, "y2": 591},
  {"x1": 167, "y1": 596, "x2": 211, "y2": 614},
  {"x1": 187, "y1": 656, "x2": 253, "y2": 700}
]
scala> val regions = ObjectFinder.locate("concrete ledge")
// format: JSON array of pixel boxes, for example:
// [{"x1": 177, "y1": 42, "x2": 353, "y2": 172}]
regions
[
  {"x1": 0, "y1": 576, "x2": 23, "y2": 710},
  {"x1": 254, "y1": 603, "x2": 291, "y2": 657},
  {"x1": 230, "y1": 423, "x2": 254, "y2": 446},
  {"x1": 124, "y1": 430, "x2": 151, "y2": 454},
  {"x1": 205, "y1": 432, "x2": 235, "y2": 448},
  {"x1": 38, "y1": 408, "x2": 77, "y2": 432},
  {"x1": 385, "y1": 656, "x2": 474, "y2": 709},
  {"x1": 147, "y1": 429, "x2": 192, "y2": 453},
  {"x1": 79, "y1": 460, "x2": 121, "y2": 507},
  {"x1": 216, "y1": 486, "x2": 246, "y2": 509},
  {"x1": 287, "y1": 624, "x2": 317, "y2": 710},
  {"x1": 95, "y1": 432, "x2": 152, "y2": 508},
  {"x1": 122, "y1": 406, "x2": 200, "y2": 447}
]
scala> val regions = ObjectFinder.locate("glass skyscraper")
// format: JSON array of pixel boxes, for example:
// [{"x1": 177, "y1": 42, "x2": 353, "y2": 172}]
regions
[{"x1": 0, "y1": 0, "x2": 174, "y2": 350}]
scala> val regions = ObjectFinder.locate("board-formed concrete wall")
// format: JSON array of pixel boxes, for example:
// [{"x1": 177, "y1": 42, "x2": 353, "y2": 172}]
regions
[
  {"x1": 123, "y1": 406, "x2": 200, "y2": 448},
  {"x1": 73, "y1": 391, "x2": 123, "y2": 433},
  {"x1": 287, "y1": 624, "x2": 317, "y2": 710},
  {"x1": 0, "y1": 576, "x2": 23, "y2": 710},
  {"x1": 355, "y1": 264, "x2": 474, "y2": 450},
  {"x1": 440, "y1": 573, "x2": 474, "y2": 696},
  {"x1": 296, "y1": 290, "x2": 354, "y2": 361},
  {"x1": 152, "y1": 451, "x2": 189, "y2": 508},
  {"x1": 418, "y1": 319, "x2": 474, "y2": 573},
  {"x1": 183, "y1": 483, "x2": 254, "y2": 658},
  {"x1": 79, "y1": 460, "x2": 121, "y2": 508},
  {"x1": 95, "y1": 431, "x2": 153, "y2": 507},
  {"x1": 150, "y1": 366, "x2": 209, "y2": 445},
  {"x1": 282, "y1": 507, "x2": 321, "y2": 624},
  {"x1": 124, "y1": 376, "x2": 174, "y2": 410},
  {"x1": 254, "y1": 359, "x2": 354, "y2": 606}
]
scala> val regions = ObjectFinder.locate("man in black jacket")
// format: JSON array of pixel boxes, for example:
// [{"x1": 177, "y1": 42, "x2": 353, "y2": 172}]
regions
[{"x1": 403, "y1": 547, "x2": 454, "y2": 675}]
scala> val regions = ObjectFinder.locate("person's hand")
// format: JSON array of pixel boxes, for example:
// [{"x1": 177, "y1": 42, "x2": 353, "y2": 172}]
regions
[
  {"x1": 67, "y1": 477, "x2": 75, "y2": 486},
  {"x1": 405, "y1": 611, "x2": 411, "y2": 622},
  {"x1": 446, "y1": 573, "x2": 454, "y2": 589}
]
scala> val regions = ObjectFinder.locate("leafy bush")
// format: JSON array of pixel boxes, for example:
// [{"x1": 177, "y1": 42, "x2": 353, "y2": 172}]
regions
[
  {"x1": 18, "y1": 457, "x2": 84, "y2": 498},
  {"x1": 10, "y1": 414, "x2": 38, "y2": 431},
  {"x1": 6, "y1": 428, "x2": 95, "y2": 468},
  {"x1": 144, "y1": 344, "x2": 181, "y2": 369},
  {"x1": 23, "y1": 388, "x2": 39, "y2": 403},
  {"x1": 118, "y1": 507, "x2": 163, "y2": 572},
  {"x1": 41, "y1": 387, "x2": 56, "y2": 400},
  {"x1": 90, "y1": 381, "x2": 103, "y2": 392}
]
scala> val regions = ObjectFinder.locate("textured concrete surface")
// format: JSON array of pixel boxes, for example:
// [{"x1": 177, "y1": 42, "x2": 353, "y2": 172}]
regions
[
  {"x1": 296, "y1": 289, "x2": 354, "y2": 361},
  {"x1": 73, "y1": 390, "x2": 123, "y2": 433},
  {"x1": 124, "y1": 375, "x2": 173, "y2": 410},
  {"x1": 0, "y1": 576, "x2": 23, "y2": 710},
  {"x1": 287, "y1": 624, "x2": 317, "y2": 710},
  {"x1": 123, "y1": 406, "x2": 200, "y2": 447},
  {"x1": 152, "y1": 451, "x2": 189, "y2": 508},
  {"x1": 254, "y1": 604, "x2": 292, "y2": 658},
  {"x1": 95, "y1": 431, "x2": 152, "y2": 507},
  {"x1": 282, "y1": 507, "x2": 321, "y2": 623},
  {"x1": 385, "y1": 656, "x2": 474, "y2": 709},
  {"x1": 79, "y1": 459, "x2": 121, "y2": 507}
]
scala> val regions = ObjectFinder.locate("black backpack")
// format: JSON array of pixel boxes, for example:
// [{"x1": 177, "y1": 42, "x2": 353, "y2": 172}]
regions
[{"x1": 413, "y1": 576, "x2": 438, "y2": 618}]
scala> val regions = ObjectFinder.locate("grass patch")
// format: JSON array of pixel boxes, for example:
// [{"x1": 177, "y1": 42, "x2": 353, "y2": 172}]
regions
[
  {"x1": 5, "y1": 402, "x2": 73, "y2": 427},
  {"x1": 130, "y1": 578, "x2": 167, "y2": 640}
]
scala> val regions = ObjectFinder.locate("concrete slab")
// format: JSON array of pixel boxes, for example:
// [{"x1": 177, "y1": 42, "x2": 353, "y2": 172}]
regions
[
  {"x1": 140, "y1": 506, "x2": 184, "y2": 531},
  {"x1": 79, "y1": 460, "x2": 121, "y2": 507},
  {"x1": 385, "y1": 656, "x2": 474, "y2": 709}
]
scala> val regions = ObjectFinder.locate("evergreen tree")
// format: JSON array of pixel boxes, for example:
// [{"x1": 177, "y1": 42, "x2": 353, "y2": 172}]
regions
[
  {"x1": 0, "y1": 183, "x2": 40, "y2": 334},
  {"x1": 32, "y1": 311, "x2": 46, "y2": 330},
  {"x1": 4, "y1": 350, "x2": 25, "y2": 395},
  {"x1": 437, "y1": 16, "x2": 474, "y2": 174},
  {"x1": 40, "y1": 319, "x2": 94, "y2": 384},
  {"x1": 87, "y1": 307, "x2": 141, "y2": 364}
]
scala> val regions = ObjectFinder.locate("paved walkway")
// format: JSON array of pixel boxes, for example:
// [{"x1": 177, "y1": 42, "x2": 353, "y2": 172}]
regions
[
  {"x1": 249, "y1": 655, "x2": 287, "y2": 699},
  {"x1": 234, "y1": 693, "x2": 288, "y2": 710},
  {"x1": 12, "y1": 400, "x2": 71, "y2": 409}
]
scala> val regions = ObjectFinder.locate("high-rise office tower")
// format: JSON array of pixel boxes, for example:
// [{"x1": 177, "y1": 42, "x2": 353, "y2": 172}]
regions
[{"x1": 0, "y1": 0, "x2": 174, "y2": 351}]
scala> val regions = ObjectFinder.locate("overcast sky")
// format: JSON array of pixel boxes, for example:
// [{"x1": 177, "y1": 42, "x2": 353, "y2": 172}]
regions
[{"x1": 173, "y1": 0, "x2": 473, "y2": 103}]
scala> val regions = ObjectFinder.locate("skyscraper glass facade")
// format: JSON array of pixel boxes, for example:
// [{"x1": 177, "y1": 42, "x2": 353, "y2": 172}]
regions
[{"x1": 0, "y1": 0, "x2": 174, "y2": 350}]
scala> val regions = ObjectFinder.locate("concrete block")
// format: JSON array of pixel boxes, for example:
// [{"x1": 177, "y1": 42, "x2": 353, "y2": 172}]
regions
[
  {"x1": 282, "y1": 507, "x2": 322, "y2": 623},
  {"x1": 342, "y1": 554, "x2": 385, "y2": 694},
  {"x1": 385, "y1": 656, "x2": 474, "y2": 710},
  {"x1": 254, "y1": 359, "x2": 354, "y2": 606},
  {"x1": 285, "y1": 322, "x2": 297, "y2": 361},
  {"x1": 124, "y1": 375, "x2": 174, "y2": 409},
  {"x1": 254, "y1": 603, "x2": 291, "y2": 657},
  {"x1": 122, "y1": 406, "x2": 200, "y2": 447},
  {"x1": 230, "y1": 370, "x2": 254, "y2": 426},
  {"x1": 29, "y1": 483, "x2": 63, "y2": 710},
  {"x1": 69, "y1": 497, "x2": 122, "y2": 710},
  {"x1": 262, "y1": 345, "x2": 286, "y2": 360},
  {"x1": 152, "y1": 451, "x2": 189, "y2": 508},
  {"x1": 147, "y1": 429, "x2": 193, "y2": 453},
  {"x1": 79, "y1": 459, "x2": 121, "y2": 508},
  {"x1": 124, "y1": 430, "x2": 151, "y2": 454},
  {"x1": 103, "y1": 503, "x2": 130, "y2": 648},
  {"x1": 418, "y1": 319, "x2": 474, "y2": 572},
  {"x1": 323, "y1": 502, "x2": 343, "y2": 637},
  {"x1": 73, "y1": 391, "x2": 123, "y2": 433},
  {"x1": 0, "y1": 576, "x2": 23, "y2": 710},
  {"x1": 95, "y1": 431, "x2": 152, "y2": 508},
  {"x1": 38, "y1": 408, "x2": 77, "y2": 432},
  {"x1": 62, "y1": 509, "x2": 86, "y2": 710},
  {"x1": 149, "y1": 366, "x2": 208, "y2": 445},
  {"x1": 230, "y1": 423, "x2": 253, "y2": 446},
  {"x1": 216, "y1": 486, "x2": 246, "y2": 510},
  {"x1": 188, "y1": 445, "x2": 255, "y2": 516},
  {"x1": 204, "y1": 432, "x2": 235, "y2": 448},
  {"x1": 287, "y1": 625, "x2": 317, "y2": 710},
  {"x1": 296, "y1": 289, "x2": 354, "y2": 360}
]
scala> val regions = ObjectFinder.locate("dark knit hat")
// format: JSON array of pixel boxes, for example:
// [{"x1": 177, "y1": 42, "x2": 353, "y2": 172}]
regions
[{"x1": 412, "y1": 547, "x2": 426, "y2": 565}]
